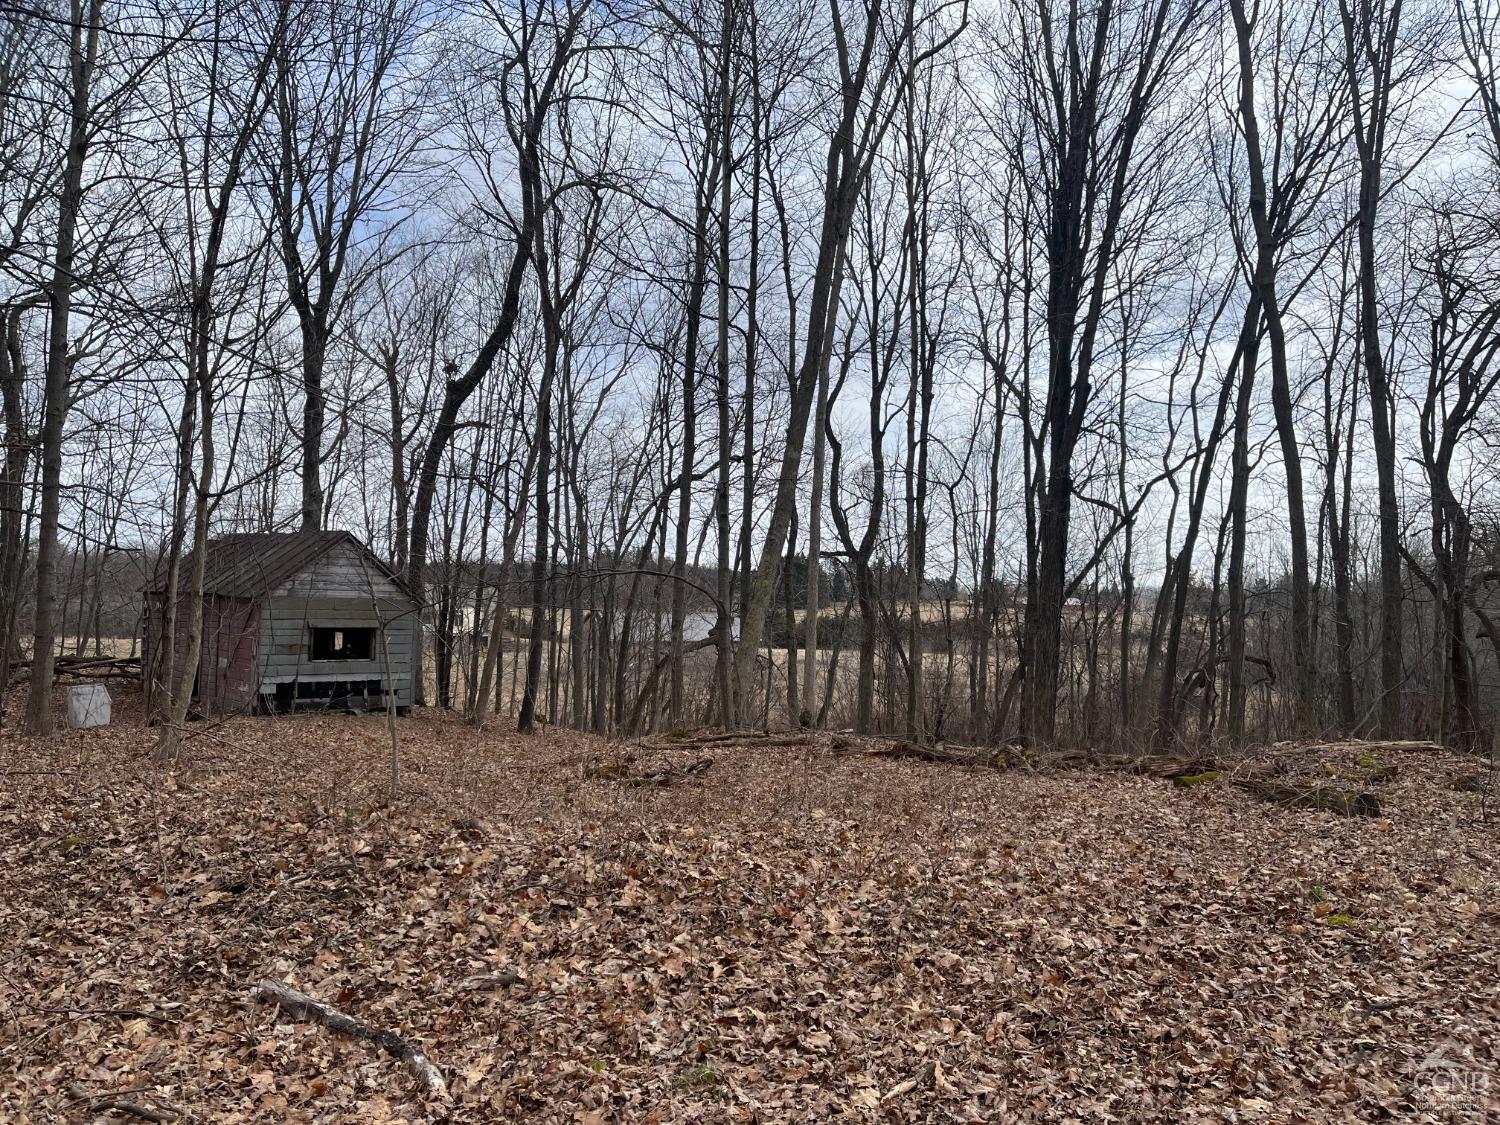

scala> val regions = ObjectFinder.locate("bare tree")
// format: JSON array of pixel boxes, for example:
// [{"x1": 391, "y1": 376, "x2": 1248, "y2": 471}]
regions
[
  {"x1": 1006, "y1": 0, "x2": 1205, "y2": 747},
  {"x1": 264, "y1": 0, "x2": 428, "y2": 533},
  {"x1": 731, "y1": 0, "x2": 967, "y2": 715}
]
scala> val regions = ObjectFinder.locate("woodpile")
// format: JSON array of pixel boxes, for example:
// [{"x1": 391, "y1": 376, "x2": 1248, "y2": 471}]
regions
[{"x1": 10, "y1": 653, "x2": 141, "y2": 687}]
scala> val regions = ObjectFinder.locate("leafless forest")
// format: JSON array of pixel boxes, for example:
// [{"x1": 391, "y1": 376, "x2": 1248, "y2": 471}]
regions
[
  {"x1": 9, "y1": 2, "x2": 1500, "y2": 1117},
  {"x1": 4, "y1": 0, "x2": 1500, "y2": 753}
]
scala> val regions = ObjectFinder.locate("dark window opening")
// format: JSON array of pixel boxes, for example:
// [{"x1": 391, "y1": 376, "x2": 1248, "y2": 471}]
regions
[{"x1": 310, "y1": 627, "x2": 376, "y2": 661}]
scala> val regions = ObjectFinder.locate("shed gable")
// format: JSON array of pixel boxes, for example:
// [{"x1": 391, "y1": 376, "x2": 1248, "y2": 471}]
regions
[{"x1": 271, "y1": 539, "x2": 411, "y2": 603}]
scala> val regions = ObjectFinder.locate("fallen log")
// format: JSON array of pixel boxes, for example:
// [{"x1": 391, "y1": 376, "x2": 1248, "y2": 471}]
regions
[
  {"x1": 833, "y1": 737, "x2": 1013, "y2": 768},
  {"x1": 1274, "y1": 739, "x2": 1444, "y2": 756},
  {"x1": 663, "y1": 728, "x2": 768, "y2": 746},
  {"x1": 643, "y1": 729, "x2": 820, "y2": 752},
  {"x1": 251, "y1": 979, "x2": 447, "y2": 1098},
  {"x1": 1233, "y1": 779, "x2": 1382, "y2": 818},
  {"x1": 6, "y1": 654, "x2": 144, "y2": 689},
  {"x1": 55, "y1": 654, "x2": 141, "y2": 669},
  {"x1": 736, "y1": 734, "x2": 825, "y2": 751},
  {"x1": 1153, "y1": 757, "x2": 1222, "y2": 783}
]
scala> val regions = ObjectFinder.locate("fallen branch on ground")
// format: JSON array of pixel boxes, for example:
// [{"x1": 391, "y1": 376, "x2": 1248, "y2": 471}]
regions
[
  {"x1": 1233, "y1": 780, "x2": 1382, "y2": 818},
  {"x1": 832, "y1": 736, "x2": 1013, "y2": 768},
  {"x1": 626, "y1": 756, "x2": 713, "y2": 786},
  {"x1": 66, "y1": 1085, "x2": 178, "y2": 1122},
  {"x1": 664, "y1": 728, "x2": 765, "y2": 746},
  {"x1": 587, "y1": 755, "x2": 714, "y2": 787},
  {"x1": 642, "y1": 729, "x2": 822, "y2": 752},
  {"x1": 250, "y1": 979, "x2": 447, "y2": 1098},
  {"x1": 460, "y1": 969, "x2": 521, "y2": 991},
  {"x1": 882, "y1": 1059, "x2": 938, "y2": 1101},
  {"x1": 1273, "y1": 739, "x2": 1444, "y2": 756}
]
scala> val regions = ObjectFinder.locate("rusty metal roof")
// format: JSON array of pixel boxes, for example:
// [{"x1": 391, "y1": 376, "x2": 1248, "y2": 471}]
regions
[{"x1": 148, "y1": 531, "x2": 415, "y2": 600}]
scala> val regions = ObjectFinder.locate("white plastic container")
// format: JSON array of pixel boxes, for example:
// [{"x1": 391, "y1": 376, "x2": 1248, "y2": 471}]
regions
[{"x1": 66, "y1": 683, "x2": 111, "y2": 729}]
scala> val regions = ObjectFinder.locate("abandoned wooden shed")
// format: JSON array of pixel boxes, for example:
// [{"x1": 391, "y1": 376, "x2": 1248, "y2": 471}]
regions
[{"x1": 143, "y1": 531, "x2": 418, "y2": 715}]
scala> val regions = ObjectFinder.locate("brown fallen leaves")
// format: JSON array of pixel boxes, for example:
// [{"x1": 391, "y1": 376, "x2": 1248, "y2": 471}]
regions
[{"x1": 2, "y1": 690, "x2": 1498, "y2": 1122}]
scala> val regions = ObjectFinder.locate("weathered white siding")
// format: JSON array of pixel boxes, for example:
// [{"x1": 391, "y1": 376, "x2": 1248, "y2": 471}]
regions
[{"x1": 254, "y1": 541, "x2": 419, "y2": 707}]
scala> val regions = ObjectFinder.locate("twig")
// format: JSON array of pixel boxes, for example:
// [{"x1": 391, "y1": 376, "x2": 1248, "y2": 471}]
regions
[
  {"x1": 65, "y1": 1085, "x2": 178, "y2": 1122},
  {"x1": 882, "y1": 1059, "x2": 937, "y2": 1101},
  {"x1": 624, "y1": 756, "x2": 714, "y2": 786},
  {"x1": 0, "y1": 968, "x2": 177, "y2": 1024},
  {"x1": 251, "y1": 979, "x2": 447, "y2": 1098},
  {"x1": 459, "y1": 969, "x2": 521, "y2": 990}
]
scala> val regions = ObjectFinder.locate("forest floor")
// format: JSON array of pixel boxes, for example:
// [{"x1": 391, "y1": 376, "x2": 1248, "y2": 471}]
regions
[{"x1": 2, "y1": 691, "x2": 1499, "y2": 1123}]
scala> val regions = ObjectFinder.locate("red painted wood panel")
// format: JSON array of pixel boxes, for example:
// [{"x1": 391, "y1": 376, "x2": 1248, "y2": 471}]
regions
[{"x1": 143, "y1": 594, "x2": 261, "y2": 716}]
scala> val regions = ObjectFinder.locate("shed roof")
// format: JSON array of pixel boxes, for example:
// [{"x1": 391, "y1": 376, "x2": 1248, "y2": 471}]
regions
[{"x1": 148, "y1": 531, "x2": 415, "y2": 601}]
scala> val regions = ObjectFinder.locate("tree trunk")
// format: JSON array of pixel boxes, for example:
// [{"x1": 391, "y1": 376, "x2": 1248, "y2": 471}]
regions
[
  {"x1": 1341, "y1": 0, "x2": 1405, "y2": 737},
  {"x1": 517, "y1": 353, "x2": 554, "y2": 734},
  {"x1": 1225, "y1": 315, "x2": 1259, "y2": 745},
  {"x1": 25, "y1": 0, "x2": 101, "y2": 737},
  {"x1": 0, "y1": 308, "x2": 33, "y2": 716}
]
